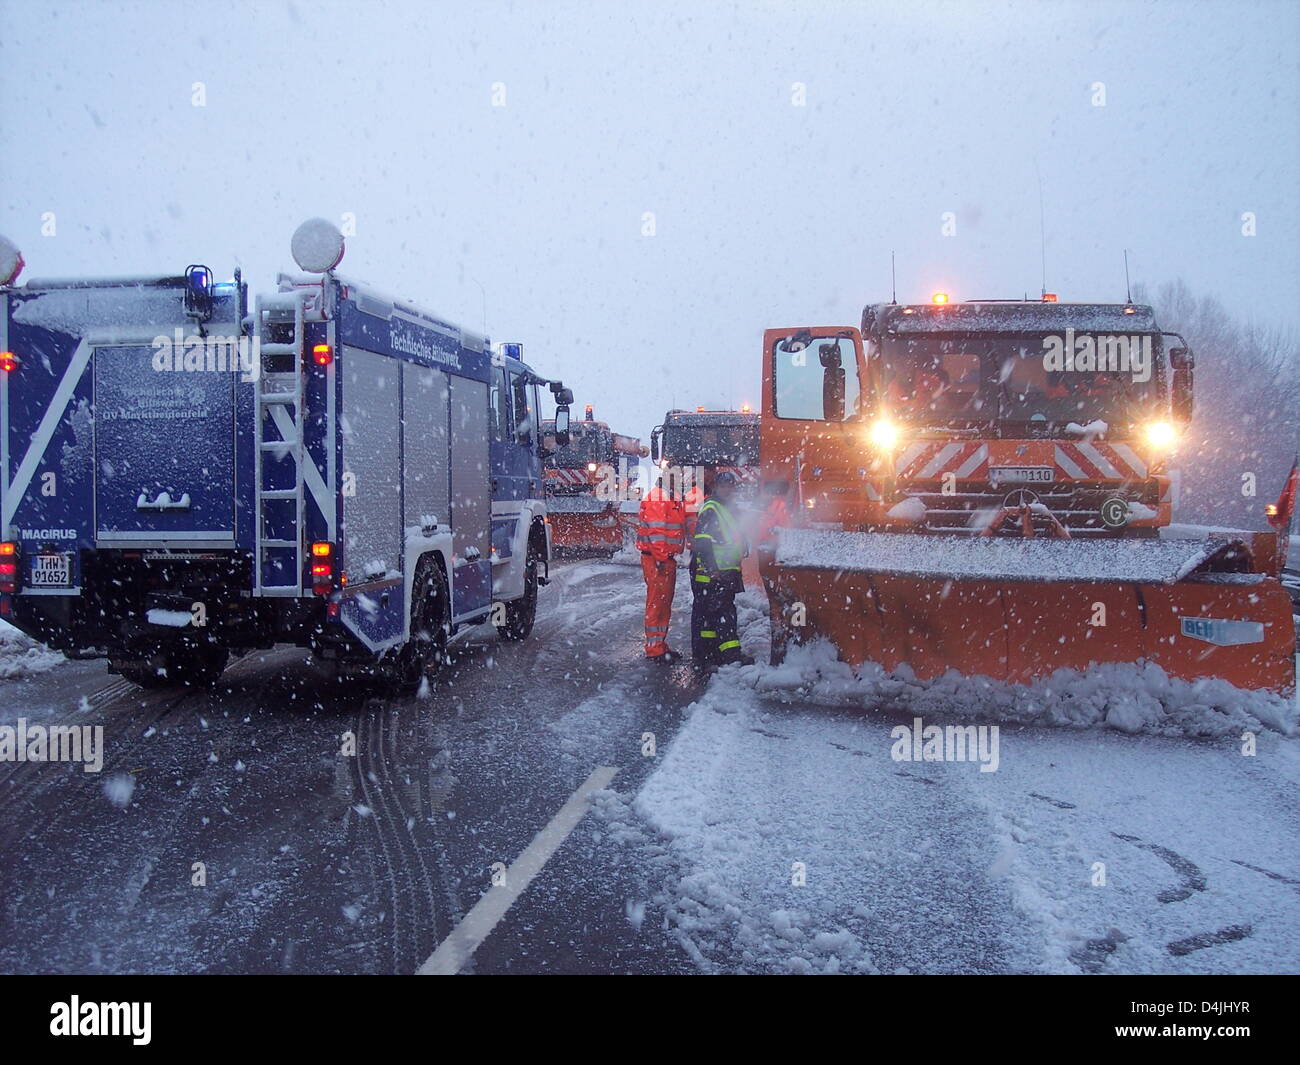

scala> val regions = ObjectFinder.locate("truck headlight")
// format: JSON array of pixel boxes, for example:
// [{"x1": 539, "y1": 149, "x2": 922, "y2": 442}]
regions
[
  {"x1": 1145, "y1": 421, "x2": 1177, "y2": 448},
  {"x1": 869, "y1": 418, "x2": 900, "y2": 450}
]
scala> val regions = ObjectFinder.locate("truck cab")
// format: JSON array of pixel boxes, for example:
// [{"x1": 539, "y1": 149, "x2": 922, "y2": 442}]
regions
[{"x1": 762, "y1": 298, "x2": 1193, "y2": 537}]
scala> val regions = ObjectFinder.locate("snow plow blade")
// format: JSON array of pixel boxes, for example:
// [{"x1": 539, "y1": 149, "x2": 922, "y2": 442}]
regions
[
  {"x1": 546, "y1": 496, "x2": 625, "y2": 553},
  {"x1": 764, "y1": 529, "x2": 1296, "y2": 695}
]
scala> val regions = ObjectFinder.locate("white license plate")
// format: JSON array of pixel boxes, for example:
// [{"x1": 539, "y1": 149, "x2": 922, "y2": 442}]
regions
[
  {"x1": 990, "y1": 466, "x2": 1054, "y2": 485},
  {"x1": 30, "y1": 554, "x2": 71, "y2": 587}
]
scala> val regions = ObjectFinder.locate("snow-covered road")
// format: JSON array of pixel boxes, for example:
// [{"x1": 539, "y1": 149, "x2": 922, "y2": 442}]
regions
[
  {"x1": 608, "y1": 674, "x2": 1300, "y2": 973},
  {"x1": 2, "y1": 561, "x2": 1297, "y2": 974}
]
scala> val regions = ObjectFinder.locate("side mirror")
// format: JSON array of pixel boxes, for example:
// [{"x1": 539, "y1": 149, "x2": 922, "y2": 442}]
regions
[
  {"x1": 1172, "y1": 367, "x2": 1193, "y2": 423},
  {"x1": 1169, "y1": 346, "x2": 1193, "y2": 371},
  {"x1": 554, "y1": 405, "x2": 571, "y2": 446},
  {"x1": 819, "y1": 342, "x2": 846, "y2": 421},
  {"x1": 650, "y1": 430, "x2": 660, "y2": 463},
  {"x1": 551, "y1": 384, "x2": 574, "y2": 406}
]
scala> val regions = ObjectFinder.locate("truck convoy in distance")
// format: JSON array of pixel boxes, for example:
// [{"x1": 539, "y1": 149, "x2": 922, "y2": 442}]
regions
[
  {"x1": 758, "y1": 294, "x2": 1296, "y2": 695},
  {"x1": 649, "y1": 407, "x2": 760, "y2": 500},
  {"x1": 0, "y1": 221, "x2": 574, "y2": 690},
  {"x1": 540, "y1": 406, "x2": 645, "y2": 556}
]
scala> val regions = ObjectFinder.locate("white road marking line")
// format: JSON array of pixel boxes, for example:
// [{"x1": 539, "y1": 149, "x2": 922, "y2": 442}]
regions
[{"x1": 416, "y1": 764, "x2": 620, "y2": 975}]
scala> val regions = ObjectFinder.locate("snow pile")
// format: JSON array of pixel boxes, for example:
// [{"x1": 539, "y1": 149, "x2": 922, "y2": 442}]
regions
[
  {"x1": 744, "y1": 638, "x2": 1298, "y2": 738},
  {"x1": 0, "y1": 619, "x2": 63, "y2": 680}
]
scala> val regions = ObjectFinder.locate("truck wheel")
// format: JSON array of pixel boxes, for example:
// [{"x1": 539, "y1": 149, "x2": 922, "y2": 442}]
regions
[
  {"x1": 395, "y1": 560, "x2": 450, "y2": 692},
  {"x1": 497, "y1": 544, "x2": 538, "y2": 642}
]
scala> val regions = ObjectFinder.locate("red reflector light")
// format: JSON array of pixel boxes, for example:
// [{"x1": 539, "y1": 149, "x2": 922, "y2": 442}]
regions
[
  {"x1": 0, "y1": 352, "x2": 19, "y2": 372},
  {"x1": 312, "y1": 344, "x2": 334, "y2": 366},
  {"x1": 311, "y1": 542, "x2": 335, "y2": 596},
  {"x1": 0, "y1": 563, "x2": 16, "y2": 576},
  {"x1": 0, "y1": 599, "x2": 10, "y2": 616},
  {"x1": 326, "y1": 602, "x2": 340, "y2": 618}
]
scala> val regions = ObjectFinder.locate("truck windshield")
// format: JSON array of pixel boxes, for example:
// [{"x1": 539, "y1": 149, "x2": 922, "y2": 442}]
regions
[
  {"x1": 543, "y1": 423, "x2": 613, "y2": 468},
  {"x1": 877, "y1": 333, "x2": 1165, "y2": 434},
  {"x1": 664, "y1": 423, "x2": 759, "y2": 466}
]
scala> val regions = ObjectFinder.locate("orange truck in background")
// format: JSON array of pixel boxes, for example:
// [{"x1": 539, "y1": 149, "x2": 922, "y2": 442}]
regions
[{"x1": 542, "y1": 407, "x2": 646, "y2": 556}]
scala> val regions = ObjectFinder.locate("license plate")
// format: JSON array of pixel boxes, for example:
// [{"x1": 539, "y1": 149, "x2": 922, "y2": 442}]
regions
[
  {"x1": 30, "y1": 554, "x2": 71, "y2": 587},
  {"x1": 990, "y1": 466, "x2": 1054, "y2": 485}
]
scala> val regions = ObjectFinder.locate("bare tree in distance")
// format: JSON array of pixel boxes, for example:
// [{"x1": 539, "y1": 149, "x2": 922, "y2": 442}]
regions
[{"x1": 1136, "y1": 279, "x2": 1300, "y2": 529}]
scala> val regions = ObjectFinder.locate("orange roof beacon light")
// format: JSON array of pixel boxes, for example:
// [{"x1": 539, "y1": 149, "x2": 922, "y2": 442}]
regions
[
  {"x1": 584, "y1": 404, "x2": 594, "y2": 421},
  {"x1": 741, "y1": 403, "x2": 751, "y2": 413},
  {"x1": 1042, "y1": 293, "x2": 1058, "y2": 303},
  {"x1": 931, "y1": 292, "x2": 950, "y2": 305}
]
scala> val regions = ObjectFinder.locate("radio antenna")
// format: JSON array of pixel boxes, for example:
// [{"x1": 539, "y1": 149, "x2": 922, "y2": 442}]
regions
[
  {"x1": 1123, "y1": 249, "x2": 1132, "y2": 303},
  {"x1": 890, "y1": 251, "x2": 897, "y2": 304},
  {"x1": 1036, "y1": 164, "x2": 1047, "y2": 299}
]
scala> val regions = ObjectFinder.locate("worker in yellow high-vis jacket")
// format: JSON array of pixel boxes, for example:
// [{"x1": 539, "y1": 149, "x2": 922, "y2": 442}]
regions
[{"x1": 688, "y1": 472, "x2": 754, "y2": 669}]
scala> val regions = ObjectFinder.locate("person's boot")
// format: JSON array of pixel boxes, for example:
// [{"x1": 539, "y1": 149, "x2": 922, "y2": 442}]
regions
[{"x1": 650, "y1": 649, "x2": 682, "y2": 664}]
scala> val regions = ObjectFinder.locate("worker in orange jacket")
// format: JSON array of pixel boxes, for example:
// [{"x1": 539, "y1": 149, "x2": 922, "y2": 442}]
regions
[{"x1": 637, "y1": 476, "x2": 688, "y2": 663}]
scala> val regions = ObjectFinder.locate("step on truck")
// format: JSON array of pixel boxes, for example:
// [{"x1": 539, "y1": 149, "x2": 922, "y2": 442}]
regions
[{"x1": 0, "y1": 221, "x2": 574, "y2": 689}]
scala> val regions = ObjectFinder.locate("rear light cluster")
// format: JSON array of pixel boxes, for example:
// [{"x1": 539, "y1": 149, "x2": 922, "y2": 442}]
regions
[
  {"x1": 312, "y1": 344, "x2": 333, "y2": 366},
  {"x1": 311, "y1": 541, "x2": 335, "y2": 596},
  {"x1": 0, "y1": 351, "x2": 19, "y2": 373},
  {"x1": 0, "y1": 542, "x2": 18, "y2": 601}
]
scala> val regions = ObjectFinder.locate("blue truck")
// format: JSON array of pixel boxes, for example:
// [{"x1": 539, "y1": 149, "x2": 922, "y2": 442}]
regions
[{"x1": 0, "y1": 224, "x2": 573, "y2": 690}]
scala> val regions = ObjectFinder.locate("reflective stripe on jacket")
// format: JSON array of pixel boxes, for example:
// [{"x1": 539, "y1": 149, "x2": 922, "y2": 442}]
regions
[
  {"x1": 637, "y1": 490, "x2": 687, "y2": 556},
  {"x1": 692, "y1": 496, "x2": 746, "y2": 576}
]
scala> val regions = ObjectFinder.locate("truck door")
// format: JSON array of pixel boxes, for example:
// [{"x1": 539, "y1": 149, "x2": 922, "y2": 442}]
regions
[
  {"x1": 93, "y1": 344, "x2": 237, "y2": 543},
  {"x1": 761, "y1": 327, "x2": 870, "y2": 522}
]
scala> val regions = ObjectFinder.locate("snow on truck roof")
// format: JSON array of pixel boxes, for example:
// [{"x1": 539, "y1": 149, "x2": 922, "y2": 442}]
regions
[
  {"x1": 664, "y1": 410, "x2": 759, "y2": 426},
  {"x1": 775, "y1": 528, "x2": 1259, "y2": 585},
  {"x1": 865, "y1": 302, "x2": 1160, "y2": 334}
]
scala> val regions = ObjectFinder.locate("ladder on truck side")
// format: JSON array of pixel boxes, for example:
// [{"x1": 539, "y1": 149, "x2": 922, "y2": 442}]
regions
[{"x1": 252, "y1": 290, "x2": 311, "y2": 596}]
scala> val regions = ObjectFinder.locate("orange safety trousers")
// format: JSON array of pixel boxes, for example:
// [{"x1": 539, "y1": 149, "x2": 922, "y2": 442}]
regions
[{"x1": 641, "y1": 553, "x2": 678, "y2": 657}]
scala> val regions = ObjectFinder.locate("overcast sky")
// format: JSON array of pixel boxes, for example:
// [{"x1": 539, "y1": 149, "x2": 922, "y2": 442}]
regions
[{"x1": 2, "y1": 0, "x2": 1296, "y2": 438}]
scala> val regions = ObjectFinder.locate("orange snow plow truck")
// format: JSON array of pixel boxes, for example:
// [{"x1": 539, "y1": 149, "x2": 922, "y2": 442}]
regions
[
  {"x1": 759, "y1": 296, "x2": 1296, "y2": 695},
  {"x1": 542, "y1": 407, "x2": 646, "y2": 556}
]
